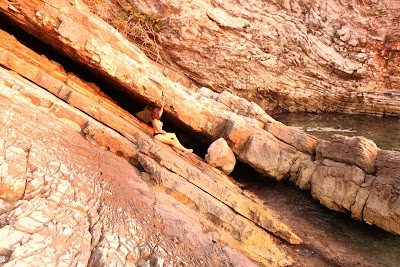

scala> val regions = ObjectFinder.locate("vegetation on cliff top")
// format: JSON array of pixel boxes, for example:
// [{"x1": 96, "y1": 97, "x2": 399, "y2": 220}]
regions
[{"x1": 83, "y1": 0, "x2": 164, "y2": 62}]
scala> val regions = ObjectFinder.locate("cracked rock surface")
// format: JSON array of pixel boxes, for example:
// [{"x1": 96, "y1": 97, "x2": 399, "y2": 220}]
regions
[
  {"x1": 0, "y1": 70, "x2": 272, "y2": 266},
  {"x1": 0, "y1": 0, "x2": 399, "y2": 266}
]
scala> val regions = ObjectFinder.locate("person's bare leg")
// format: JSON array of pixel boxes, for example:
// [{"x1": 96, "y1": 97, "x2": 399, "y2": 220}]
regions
[
  {"x1": 165, "y1": 132, "x2": 179, "y2": 142},
  {"x1": 154, "y1": 134, "x2": 192, "y2": 153},
  {"x1": 164, "y1": 133, "x2": 192, "y2": 152}
]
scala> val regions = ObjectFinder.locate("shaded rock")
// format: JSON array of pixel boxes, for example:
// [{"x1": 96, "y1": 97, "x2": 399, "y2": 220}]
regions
[
  {"x1": 290, "y1": 154, "x2": 320, "y2": 190},
  {"x1": 205, "y1": 138, "x2": 236, "y2": 175},
  {"x1": 135, "y1": 106, "x2": 154, "y2": 124},
  {"x1": 311, "y1": 159, "x2": 366, "y2": 212},
  {"x1": 363, "y1": 150, "x2": 400, "y2": 234},
  {"x1": 316, "y1": 135, "x2": 378, "y2": 174}
]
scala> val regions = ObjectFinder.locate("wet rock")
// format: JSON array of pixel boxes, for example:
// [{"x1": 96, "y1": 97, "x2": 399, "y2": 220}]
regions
[
  {"x1": 316, "y1": 135, "x2": 378, "y2": 174},
  {"x1": 205, "y1": 138, "x2": 236, "y2": 175}
]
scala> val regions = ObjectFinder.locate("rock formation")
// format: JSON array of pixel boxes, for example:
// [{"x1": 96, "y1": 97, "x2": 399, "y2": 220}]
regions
[
  {"x1": 205, "y1": 138, "x2": 236, "y2": 175},
  {"x1": 0, "y1": 46, "x2": 297, "y2": 266},
  {"x1": 131, "y1": 0, "x2": 400, "y2": 116},
  {"x1": 0, "y1": 0, "x2": 399, "y2": 266}
]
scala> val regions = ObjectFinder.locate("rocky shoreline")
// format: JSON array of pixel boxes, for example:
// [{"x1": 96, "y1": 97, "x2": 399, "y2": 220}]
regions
[{"x1": 0, "y1": 0, "x2": 399, "y2": 266}]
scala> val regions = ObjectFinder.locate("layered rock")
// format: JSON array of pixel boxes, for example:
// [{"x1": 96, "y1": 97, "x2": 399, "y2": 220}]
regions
[
  {"x1": 0, "y1": 25, "x2": 309, "y2": 265},
  {"x1": 0, "y1": 0, "x2": 399, "y2": 237},
  {"x1": 0, "y1": 1, "x2": 399, "y2": 266},
  {"x1": 0, "y1": 66, "x2": 295, "y2": 266},
  {"x1": 131, "y1": 0, "x2": 400, "y2": 116}
]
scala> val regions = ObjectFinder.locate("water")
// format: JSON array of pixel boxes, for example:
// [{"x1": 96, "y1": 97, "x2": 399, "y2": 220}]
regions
[
  {"x1": 232, "y1": 112, "x2": 400, "y2": 266},
  {"x1": 233, "y1": 166, "x2": 400, "y2": 267},
  {"x1": 273, "y1": 112, "x2": 400, "y2": 151}
]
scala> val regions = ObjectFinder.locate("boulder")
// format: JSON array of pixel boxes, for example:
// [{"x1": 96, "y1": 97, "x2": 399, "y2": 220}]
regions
[
  {"x1": 311, "y1": 159, "x2": 366, "y2": 212},
  {"x1": 363, "y1": 150, "x2": 400, "y2": 234},
  {"x1": 265, "y1": 121, "x2": 318, "y2": 155},
  {"x1": 239, "y1": 134, "x2": 300, "y2": 181},
  {"x1": 316, "y1": 135, "x2": 378, "y2": 174},
  {"x1": 205, "y1": 138, "x2": 236, "y2": 175}
]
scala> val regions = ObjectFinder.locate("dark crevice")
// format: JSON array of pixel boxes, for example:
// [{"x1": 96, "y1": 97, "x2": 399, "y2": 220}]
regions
[
  {"x1": 0, "y1": 13, "x2": 146, "y2": 115},
  {"x1": 0, "y1": 14, "x2": 209, "y2": 157},
  {"x1": 3, "y1": 13, "x2": 400, "y2": 267}
]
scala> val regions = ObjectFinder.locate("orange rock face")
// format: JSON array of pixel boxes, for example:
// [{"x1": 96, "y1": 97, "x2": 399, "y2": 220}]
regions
[{"x1": 0, "y1": 1, "x2": 399, "y2": 267}]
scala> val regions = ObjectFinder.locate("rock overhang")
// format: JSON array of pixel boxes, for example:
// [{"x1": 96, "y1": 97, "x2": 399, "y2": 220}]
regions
[{"x1": 0, "y1": 0, "x2": 399, "y2": 243}]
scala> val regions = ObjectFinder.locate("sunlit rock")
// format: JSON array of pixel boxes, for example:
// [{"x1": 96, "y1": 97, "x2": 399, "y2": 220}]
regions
[
  {"x1": 316, "y1": 135, "x2": 378, "y2": 174},
  {"x1": 205, "y1": 138, "x2": 236, "y2": 175},
  {"x1": 0, "y1": 1, "x2": 399, "y2": 266}
]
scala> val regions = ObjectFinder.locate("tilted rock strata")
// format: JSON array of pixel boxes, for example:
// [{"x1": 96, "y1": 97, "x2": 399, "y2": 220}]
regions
[
  {"x1": 0, "y1": 0, "x2": 399, "y2": 236},
  {"x1": 135, "y1": 0, "x2": 400, "y2": 116},
  {"x1": 0, "y1": 26, "x2": 302, "y2": 245},
  {"x1": 0, "y1": 68, "x2": 296, "y2": 266}
]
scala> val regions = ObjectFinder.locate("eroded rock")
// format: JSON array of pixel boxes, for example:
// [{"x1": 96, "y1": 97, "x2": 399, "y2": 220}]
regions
[
  {"x1": 265, "y1": 121, "x2": 318, "y2": 155},
  {"x1": 138, "y1": 0, "x2": 400, "y2": 116},
  {"x1": 0, "y1": 69, "x2": 283, "y2": 266},
  {"x1": 311, "y1": 159, "x2": 366, "y2": 212},
  {"x1": 0, "y1": 3, "x2": 398, "y2": 266},
  {"x1": 240, "y1": 134, "x2": 301, "y2": 181},
  {"x1": 363, "y1": 150, "x2": 400, "y2": 234},
  {"x1": 316, "y1": 135, "x2": 378, "y2": 174}
]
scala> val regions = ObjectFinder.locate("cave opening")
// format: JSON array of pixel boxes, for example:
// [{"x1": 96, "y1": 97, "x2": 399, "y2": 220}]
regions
[{"x1": 0, "y1": 14, "x2": 210, "y2": 157}]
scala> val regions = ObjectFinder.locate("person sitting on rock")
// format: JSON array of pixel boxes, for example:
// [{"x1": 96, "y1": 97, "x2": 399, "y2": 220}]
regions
[{"x1": 151, "y1": 103, "x2": 193, "y2": 154}]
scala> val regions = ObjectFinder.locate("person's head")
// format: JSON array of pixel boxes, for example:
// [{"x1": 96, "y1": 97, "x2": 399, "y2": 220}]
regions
[{"x1": 152, "y1": 107, "x2": 161, "y2": 120}]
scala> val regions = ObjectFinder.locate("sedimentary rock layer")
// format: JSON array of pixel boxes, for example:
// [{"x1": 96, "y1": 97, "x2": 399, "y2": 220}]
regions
[
  {"x1": 134, "y1": 0, "x2": 400, "y2": 115},
  {"x1": 0, "y1": 0, "x2": 399, "y2": 236},
  {"x1": 0, "y1": 66, "x2": 296, "y2": 266}
]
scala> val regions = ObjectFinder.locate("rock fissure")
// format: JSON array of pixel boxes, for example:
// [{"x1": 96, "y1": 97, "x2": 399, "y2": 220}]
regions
[{"x1": 1, "y1": 1, "x2": 400, "y2": 266}]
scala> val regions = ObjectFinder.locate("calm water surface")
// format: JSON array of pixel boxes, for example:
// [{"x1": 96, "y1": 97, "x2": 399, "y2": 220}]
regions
[
  {"x1": 234, "y1": 112, "x2": 400, "y2": 266},
  {"x1": 234, "y1": 168, "x2": 400, "y2": 267},
  {"x1": 274, "y1": 112, "x2": 400, "y2": 151}
]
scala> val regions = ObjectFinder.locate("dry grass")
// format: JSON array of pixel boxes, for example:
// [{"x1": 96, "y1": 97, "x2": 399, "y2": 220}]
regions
[{"x1": 82, "y1": 0, "x2": 164, "y2": 63}]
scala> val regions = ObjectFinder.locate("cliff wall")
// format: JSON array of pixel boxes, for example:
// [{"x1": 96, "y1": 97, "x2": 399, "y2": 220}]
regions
[
  {"x1": 130, "y1": 0, "x2": 400, "y2": 115},
  {"x1": 0, "y1": 0, "x2": 399, "y2": 266}
]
